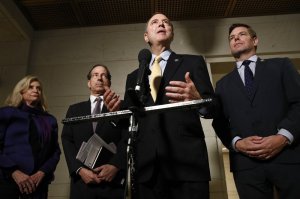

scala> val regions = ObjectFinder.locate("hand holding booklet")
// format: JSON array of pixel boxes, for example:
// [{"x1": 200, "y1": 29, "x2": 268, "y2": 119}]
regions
[{"x1": 76, "y1": 133, "x2": 117, "y2": 169}]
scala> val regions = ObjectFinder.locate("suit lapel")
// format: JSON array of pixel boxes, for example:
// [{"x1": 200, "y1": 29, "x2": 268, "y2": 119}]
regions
[
  {"x1": 162, "y1": 52, "x2": 183, "y2": 84},
  {"x1": 156, "y1": 52, "x2": 183, "y2": 103},
  {"x1": 82, "y1": 100, "x2": 94, "y2": 135},
  {"x1": 231, "y1": 68, "x2": 249, "y2": 99}
]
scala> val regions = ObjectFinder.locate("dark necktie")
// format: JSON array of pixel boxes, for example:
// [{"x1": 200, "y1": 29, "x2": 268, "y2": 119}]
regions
[
  {"x1": 243, "y1": 60, "x2": 254, "y2": 97},
  {"x1": 92, "y1": 97, "x2": 102, "y2": 132}
]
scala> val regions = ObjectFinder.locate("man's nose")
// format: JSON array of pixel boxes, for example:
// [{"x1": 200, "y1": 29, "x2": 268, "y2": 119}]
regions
[
  {"x1": 97, "y1": 76, "x2": 104, "y2": 81},
  {"x1": 234, "y1": 35, "x2": 240, "y2": 41},
  {"x1": 158, "y1": 21, "x2": 165, "y2": 27}
]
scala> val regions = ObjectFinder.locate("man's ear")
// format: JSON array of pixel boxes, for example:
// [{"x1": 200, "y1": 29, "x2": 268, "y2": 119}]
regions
[
  {"x1": 87, "y1": 80, "x2": 91, "y2": 89},
  {"x1": 253, "y1": 37, "x2": 258, "y2": 47},
  {"x1": 144, "y1": 32, "x2": 149, "y2": 43}
]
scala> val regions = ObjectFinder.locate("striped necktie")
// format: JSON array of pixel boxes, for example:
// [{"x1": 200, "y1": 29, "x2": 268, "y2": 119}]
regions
[{"x1": 92, "y1": 97, "x2": 101, "y2": 132}]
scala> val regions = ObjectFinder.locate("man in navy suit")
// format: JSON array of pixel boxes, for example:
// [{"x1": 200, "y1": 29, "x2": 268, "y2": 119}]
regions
[
  {"x1": 105, "y1": 13, "x2": 215, "y2": 199},
  {"x1": 61, "y1": 64, "x2": 126, "y2": 199},
  {"x1": 213, "y1": 23, "x2": 300, "y2": 199}
]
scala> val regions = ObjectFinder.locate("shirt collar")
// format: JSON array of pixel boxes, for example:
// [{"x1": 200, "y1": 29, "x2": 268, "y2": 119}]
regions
[
  {"x1": 236, "y1": 55, "x2": 258, "y2": 69},
  {"x1": 90, "y1": 95, "x2": 103, "y2": 103},
  {"x1": 151, "y1": 49, "x2": 172, "y2": 64}
]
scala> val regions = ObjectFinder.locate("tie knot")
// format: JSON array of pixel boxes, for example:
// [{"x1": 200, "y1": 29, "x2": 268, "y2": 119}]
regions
[
  {"x1": 242, "y1": 60, "x2": 252, "y2": 67},
  {"x1": 94, "y1": 97, "x2": 102, "y2": 102},
  {"x1": 154, "y1": 56, "x2": 162, "y2": 63}
]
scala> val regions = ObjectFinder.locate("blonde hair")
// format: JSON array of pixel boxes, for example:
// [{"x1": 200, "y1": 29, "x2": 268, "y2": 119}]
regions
[{"x1": 5, "y1": 75, "x2": 48, "y2": 111}]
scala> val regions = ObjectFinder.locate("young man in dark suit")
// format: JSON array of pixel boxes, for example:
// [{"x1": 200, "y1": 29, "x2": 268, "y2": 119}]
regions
[
  {"x1": 61, "y1": 64, "x2": 126, "y2": 199},
  {"x1": 213, "y1": 23, "x2": 300, "y2": 199},
  {"x1": 105, "y1": 13, "x2": 215, "y2": 199}
]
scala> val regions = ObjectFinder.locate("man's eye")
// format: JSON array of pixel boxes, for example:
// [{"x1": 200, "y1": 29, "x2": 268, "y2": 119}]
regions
[{"x1": 163, "y1": 20, "x2": 170, "y2": 24}]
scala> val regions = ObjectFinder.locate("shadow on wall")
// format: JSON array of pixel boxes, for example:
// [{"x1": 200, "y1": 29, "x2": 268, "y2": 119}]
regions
[{"x1": 173, "y1": 19, "x2": 225, "y2": 55}]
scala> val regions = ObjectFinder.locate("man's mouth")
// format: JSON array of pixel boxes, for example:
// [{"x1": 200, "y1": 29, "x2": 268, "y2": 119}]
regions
[
  {"x1": 234, "y1": 43, "x2": 243, "y2": 48},
  {"x1": 157, "y1": 29, "x2": 166, "y2": 34}
]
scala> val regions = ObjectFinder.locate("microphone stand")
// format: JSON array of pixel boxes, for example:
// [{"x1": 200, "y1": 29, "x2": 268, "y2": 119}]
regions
[
  {"x1": 126, "y1": 112, "x2": 138, "y2": 199},
  {"x1": 125, "y1": 86, "x2": 147, "y2": 199}
]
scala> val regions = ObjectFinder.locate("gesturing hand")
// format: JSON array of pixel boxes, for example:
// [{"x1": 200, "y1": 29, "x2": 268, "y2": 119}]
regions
[
  {"x1": 165, "y1": 72, "x2": 201, "y2": 103},
  {"x1": 103, "y1": 87, "x2": 121, "y2": 112}
]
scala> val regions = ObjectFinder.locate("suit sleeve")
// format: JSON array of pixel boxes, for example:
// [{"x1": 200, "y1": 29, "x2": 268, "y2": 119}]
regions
[
  {"x1": 191, "y1": 56, "x2": 217, "y2": 118},
  {"x1": 212, "y1": 82, "x2": 233, "y2": 150},
  {"x1": 278, "y1": 58, "x2": 300, "y2": 144},
  {"x1": 61, "y1": 106, "x2": 83, "y2": 176}
]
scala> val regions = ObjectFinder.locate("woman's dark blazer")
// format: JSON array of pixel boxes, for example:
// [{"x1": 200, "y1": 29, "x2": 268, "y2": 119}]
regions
[{"x1": 0, "y1": 106, "x2": 61, "y2": 182}]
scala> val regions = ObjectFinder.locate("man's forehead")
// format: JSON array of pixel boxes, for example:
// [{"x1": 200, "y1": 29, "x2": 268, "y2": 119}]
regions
[
  {"x1": 230, "y1": 27, "x2": 248, "y2": 34},
  {"x1": 149, "y1": 14, "x2": 169, "y2": 22},
  {"x1": 92, "y1": 66, "x2": 106, "y2": 72}
]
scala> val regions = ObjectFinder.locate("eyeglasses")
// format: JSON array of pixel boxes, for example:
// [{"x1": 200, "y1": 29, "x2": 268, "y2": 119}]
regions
[{"x1": 91, "y1": 73, "x2": 109, "y2": 80}]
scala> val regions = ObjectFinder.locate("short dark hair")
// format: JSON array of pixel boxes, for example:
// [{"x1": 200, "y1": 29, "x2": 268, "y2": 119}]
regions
[
  {"x1": 86, "y1": 64, "x2": 112, "y2": 81},
  {"x1": 229, "y1": 23, "x2": 257, "y2": 38}
]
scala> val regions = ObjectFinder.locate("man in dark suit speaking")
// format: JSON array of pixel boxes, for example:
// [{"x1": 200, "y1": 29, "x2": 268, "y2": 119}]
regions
[
  {"x1": 213, "y1": 23, "x2": 300, "y2": 199},
  {"x1": 61, "y1": 64, "x2": 126, "y2": 199},
  {"x1": 105, "y1": 12, "x2": 215, "y2": 199}
]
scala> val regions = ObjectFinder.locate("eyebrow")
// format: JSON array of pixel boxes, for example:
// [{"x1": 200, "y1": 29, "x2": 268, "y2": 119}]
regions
[{"x1": 150, "y1": 18, "x2": 170, "y2": 23}]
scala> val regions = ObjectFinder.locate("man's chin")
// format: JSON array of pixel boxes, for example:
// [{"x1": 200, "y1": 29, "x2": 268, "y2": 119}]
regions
[
  {"x1": 232, "y1": 51, "x2": 241, "y2": 59},
  {"x1": 94, "y1": 88, "x2": 105, "y2": 94}
]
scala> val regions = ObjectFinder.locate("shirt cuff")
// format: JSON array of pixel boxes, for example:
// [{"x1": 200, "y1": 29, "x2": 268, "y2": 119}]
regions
[
  {"x1": 76, "y1": 167, "x2": 83, "y2": 175},
  {"x1": 231, "y1": 136, "x2": 242, "y2": 152},
  {"x1": 278, "y1": 128, "x2": 294, "y2": 144}
]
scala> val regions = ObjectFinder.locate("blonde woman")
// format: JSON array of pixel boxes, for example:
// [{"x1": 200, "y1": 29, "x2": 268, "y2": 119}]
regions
[{"x1": 0, "y1": 75, "x2": 60, "y2": 199}]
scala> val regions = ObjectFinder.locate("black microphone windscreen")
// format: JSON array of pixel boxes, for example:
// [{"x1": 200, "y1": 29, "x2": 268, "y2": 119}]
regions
[{"x1": 138, "y1": 49, "x2": 152, "y2": 63}]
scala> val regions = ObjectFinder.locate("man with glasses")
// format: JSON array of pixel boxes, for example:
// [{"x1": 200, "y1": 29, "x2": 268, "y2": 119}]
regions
[
  {"x1": 213, "y1": 23, "x2": 300, "y2": 199},
  {"x1": 62, "y1": 64, "x2": 126, "y2": 199}
]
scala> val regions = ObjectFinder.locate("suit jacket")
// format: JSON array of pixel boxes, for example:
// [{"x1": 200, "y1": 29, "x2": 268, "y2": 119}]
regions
[
  {"x1": 123, "y1": 52, "x2": 215, "y2": 182},
  {"x1": 61, "y1": 99, "x2": 126, "y2": 189},
  {"x1": 0, "y1": 105, "x2": 61, "y2": 183},
  {"x1": 213, "y1": 57, "x2": 300, "y2": 172}
]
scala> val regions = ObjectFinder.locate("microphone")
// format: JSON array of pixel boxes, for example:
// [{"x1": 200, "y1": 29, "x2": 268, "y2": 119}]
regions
[{"x1": 135, "y1": 49, "x2": 152, "y2": 91}]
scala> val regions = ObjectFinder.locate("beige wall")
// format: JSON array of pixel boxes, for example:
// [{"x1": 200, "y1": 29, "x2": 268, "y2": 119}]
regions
[
  {"x1": 0, "y1": 0, "x2": 33, "y2": 104},
  {"x1": 0, "y1": 2, "x2": 300, "y2": 198}
]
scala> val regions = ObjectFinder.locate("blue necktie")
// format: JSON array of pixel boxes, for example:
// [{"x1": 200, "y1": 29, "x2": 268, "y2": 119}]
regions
[{"x1": 243, "y1": 60, "x2": 254, "y2": 97}]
